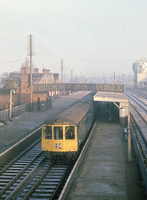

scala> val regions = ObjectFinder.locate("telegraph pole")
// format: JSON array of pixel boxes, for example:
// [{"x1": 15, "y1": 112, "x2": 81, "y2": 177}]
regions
[
  {"x1": 30, "y1": 35, "x2": 33, "y2": 111},
  {"x1": 28, "y1": 34, "x2": 34, "y2": 111},
  {"x1": 61, "y1": 59, "x2": 63, "y2": 83},
  {"x1": 71, "y1": 69, "x2": 73, "y2": 83},
  {"x1": 113, "y1": 72, "x2": 116, "y2": 84}
]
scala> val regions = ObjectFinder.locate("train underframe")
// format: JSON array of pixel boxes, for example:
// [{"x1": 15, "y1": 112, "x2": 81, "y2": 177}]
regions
[{"x1": 43, "y1": 151, "x2": 78, "y2": 162}]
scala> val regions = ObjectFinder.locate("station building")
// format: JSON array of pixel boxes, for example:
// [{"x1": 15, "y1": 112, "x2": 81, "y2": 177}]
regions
[{"x1": 16, "y1": 64, "x2": 60, "y2": 111}]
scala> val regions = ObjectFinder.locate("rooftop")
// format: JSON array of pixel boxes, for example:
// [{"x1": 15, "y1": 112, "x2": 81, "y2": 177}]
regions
[{"x1": 94, "y1": 92, "x2": 128, "y2": 103}]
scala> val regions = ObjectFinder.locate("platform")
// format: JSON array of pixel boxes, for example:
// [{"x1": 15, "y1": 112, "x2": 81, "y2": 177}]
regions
[{"x1": 65, "y1": 122, "x2": 145, "y2": 200}]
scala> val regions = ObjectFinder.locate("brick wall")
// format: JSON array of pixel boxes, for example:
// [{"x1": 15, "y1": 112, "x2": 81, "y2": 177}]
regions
[
  {"x1": 0, "y1": 104, "x2": 29, "y2": 121},
  {"x1": 0, "y1": 94, "x2": 19, "y2": 111}
]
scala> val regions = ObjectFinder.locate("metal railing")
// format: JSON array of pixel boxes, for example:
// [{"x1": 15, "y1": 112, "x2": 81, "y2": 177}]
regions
[{"x1": 33, "y1": 83, "x2": 124, "y2": 93}]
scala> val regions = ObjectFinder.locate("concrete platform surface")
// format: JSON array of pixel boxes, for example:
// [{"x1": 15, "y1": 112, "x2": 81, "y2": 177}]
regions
[
  {"x1": 0, "y1": 92, "x2": 88, "y2": 155},
  {"x1": 66, "y1": 122, "x2": 145, "y2": 200}
]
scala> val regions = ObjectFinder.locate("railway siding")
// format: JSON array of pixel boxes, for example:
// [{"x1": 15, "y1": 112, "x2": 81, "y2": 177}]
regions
[
  {"x1": 126, "y1": 90, "x2": 147, "y2": 193},
  {"x1": 130, "y1": 103, "x2": 147, "y2": 142}
]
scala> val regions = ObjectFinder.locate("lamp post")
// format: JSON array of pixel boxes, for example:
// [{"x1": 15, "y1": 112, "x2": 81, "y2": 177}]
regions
[
  {"x1": 113, "y1": 102, "x2": 131, "y2": 162},
  {"x1": 127, "y1": 106, "x2": 131, "y2": 162},
  {"x1": 9, "y1": 89, "x2": 15, "y2": 120},
  {"x1": 121, "y1": 105, "x2": 131, "y2": 162}
]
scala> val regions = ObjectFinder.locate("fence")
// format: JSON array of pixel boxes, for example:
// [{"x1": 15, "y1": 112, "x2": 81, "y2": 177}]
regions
[
  {"x1": 0, "y1": 104, "x2": 29, "y2": 122},
  {"x1": 0, "y1": 93, "x2": 19, "y2": 111}
]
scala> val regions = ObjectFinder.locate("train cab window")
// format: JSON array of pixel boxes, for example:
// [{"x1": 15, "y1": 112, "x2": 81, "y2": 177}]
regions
[
  {"x1": 65, "y1": 126, "x2": 75, "y2": 140},
  {"x1": 54, "y1": 126, "x2": 63, "y2": 140},
  {"x1": 43, "y1": 126, "x2": 52, "y2": 139}
]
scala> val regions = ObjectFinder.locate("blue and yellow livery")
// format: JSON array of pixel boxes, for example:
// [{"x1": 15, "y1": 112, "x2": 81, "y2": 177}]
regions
[{"x1": 42, "y1": 100, "x2": 94, "y2": 160}]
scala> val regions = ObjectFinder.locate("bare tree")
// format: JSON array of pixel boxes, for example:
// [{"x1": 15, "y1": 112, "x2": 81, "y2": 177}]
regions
[{"x1": 1, "y1": 72, "x2": 17, "y2": 90}]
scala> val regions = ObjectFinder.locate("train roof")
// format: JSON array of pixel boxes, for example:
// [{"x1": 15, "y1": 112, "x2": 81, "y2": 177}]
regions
[{"x1": 44, "y1": 100, "x2": 93, "y2": 126}]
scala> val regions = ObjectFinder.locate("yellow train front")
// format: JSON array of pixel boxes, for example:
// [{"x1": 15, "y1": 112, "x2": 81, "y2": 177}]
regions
[{"x1": 42, "y1": 100, "x2": 94, "y2": 160}]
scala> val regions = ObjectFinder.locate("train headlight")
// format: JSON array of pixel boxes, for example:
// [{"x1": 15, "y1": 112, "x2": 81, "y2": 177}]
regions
[
  {"x1": 55, "y1": 143, "x2": 58, "y2": 149},
  {"x1": 59, "y1": 143, "x2": 62, "y2": 149}
]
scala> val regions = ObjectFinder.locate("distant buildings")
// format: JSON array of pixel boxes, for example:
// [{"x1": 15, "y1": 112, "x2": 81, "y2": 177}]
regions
[
  {"x1": 132, "y1": 58, "x2": 147, "y2": 89},
  {"x1": 12, "y1": 64, "x2": 60, "y2": 111}
]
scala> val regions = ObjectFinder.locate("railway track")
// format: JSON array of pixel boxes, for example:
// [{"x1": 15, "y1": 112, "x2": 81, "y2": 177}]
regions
[
  {"x1": 18, "y1": 162, "x2": 70, "y2": 200},
  {"x1": 130, "y1": 105, "x2": 147, "y2": 192},
  {"x1": 130, "y1": 102, "x2": 147, "y2": 160},
  {"x1": 0, "y1": 92, "x2": 96, "y2": 199},
  {"x1": 125, "y1": 90, "x2": 147, "y2": 191},
  {"x1": 125, "y1": 90, "x2": 147, "y2": 140},
  {"x1": 0, "y1": 136, "x2": 72, "y2": 199},
  {"x1": 126, "y1": 89, "x2": 147, "y2": 99},
  {"x1": 125, "y1": 91, "x2": 147, "y2": 113},
  {"x1": 125, "y1": 90, "x2": 147, "y2": 158},
  {"x1": 0, "y1": 139, "x2": 43, "y2": 199}
]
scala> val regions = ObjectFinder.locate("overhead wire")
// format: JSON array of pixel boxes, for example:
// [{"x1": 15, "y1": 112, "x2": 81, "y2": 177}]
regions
[
  {"x1": 0, "y1": 59, "x2": 24, "y2": 64},
  {"x1": 34, "y1": 54, "x2": 131, "y2": 66}
]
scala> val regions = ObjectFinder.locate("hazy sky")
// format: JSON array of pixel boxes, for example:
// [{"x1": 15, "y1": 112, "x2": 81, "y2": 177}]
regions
[{"x1": 0, "y1": 0, "x2": 147, "y2": 79}]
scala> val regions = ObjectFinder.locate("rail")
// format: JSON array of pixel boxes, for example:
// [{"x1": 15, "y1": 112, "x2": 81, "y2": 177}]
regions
[{"x1": 126, "y1": 90, "x2": 147, "y2": 192}]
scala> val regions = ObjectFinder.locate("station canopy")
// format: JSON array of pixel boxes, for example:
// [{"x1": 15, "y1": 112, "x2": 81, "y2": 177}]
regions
[{"x1": 93, "y1": 92, "x2": 128, "y2": 103}]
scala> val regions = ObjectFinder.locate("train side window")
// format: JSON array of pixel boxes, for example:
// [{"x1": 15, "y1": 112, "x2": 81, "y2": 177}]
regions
[
  {"x1": 54, "y1": 126, "x2": 63, "y2": 140},
  {"x1": 43, "y1": 126, "x2": 52, "y2": 139},
  {"x1": 65, "y1": 126, "x2": 75, "y2": 140}
]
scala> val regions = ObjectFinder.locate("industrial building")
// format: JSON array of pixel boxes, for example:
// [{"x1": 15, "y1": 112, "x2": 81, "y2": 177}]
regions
[{"x1": 133, "y1": 58, "x2": 147, "y2": 89}]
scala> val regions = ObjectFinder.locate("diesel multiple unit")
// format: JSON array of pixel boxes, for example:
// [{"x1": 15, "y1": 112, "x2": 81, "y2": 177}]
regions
[{"x1": 42, "y1": 100, "x2": 94, "y2": 160}]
